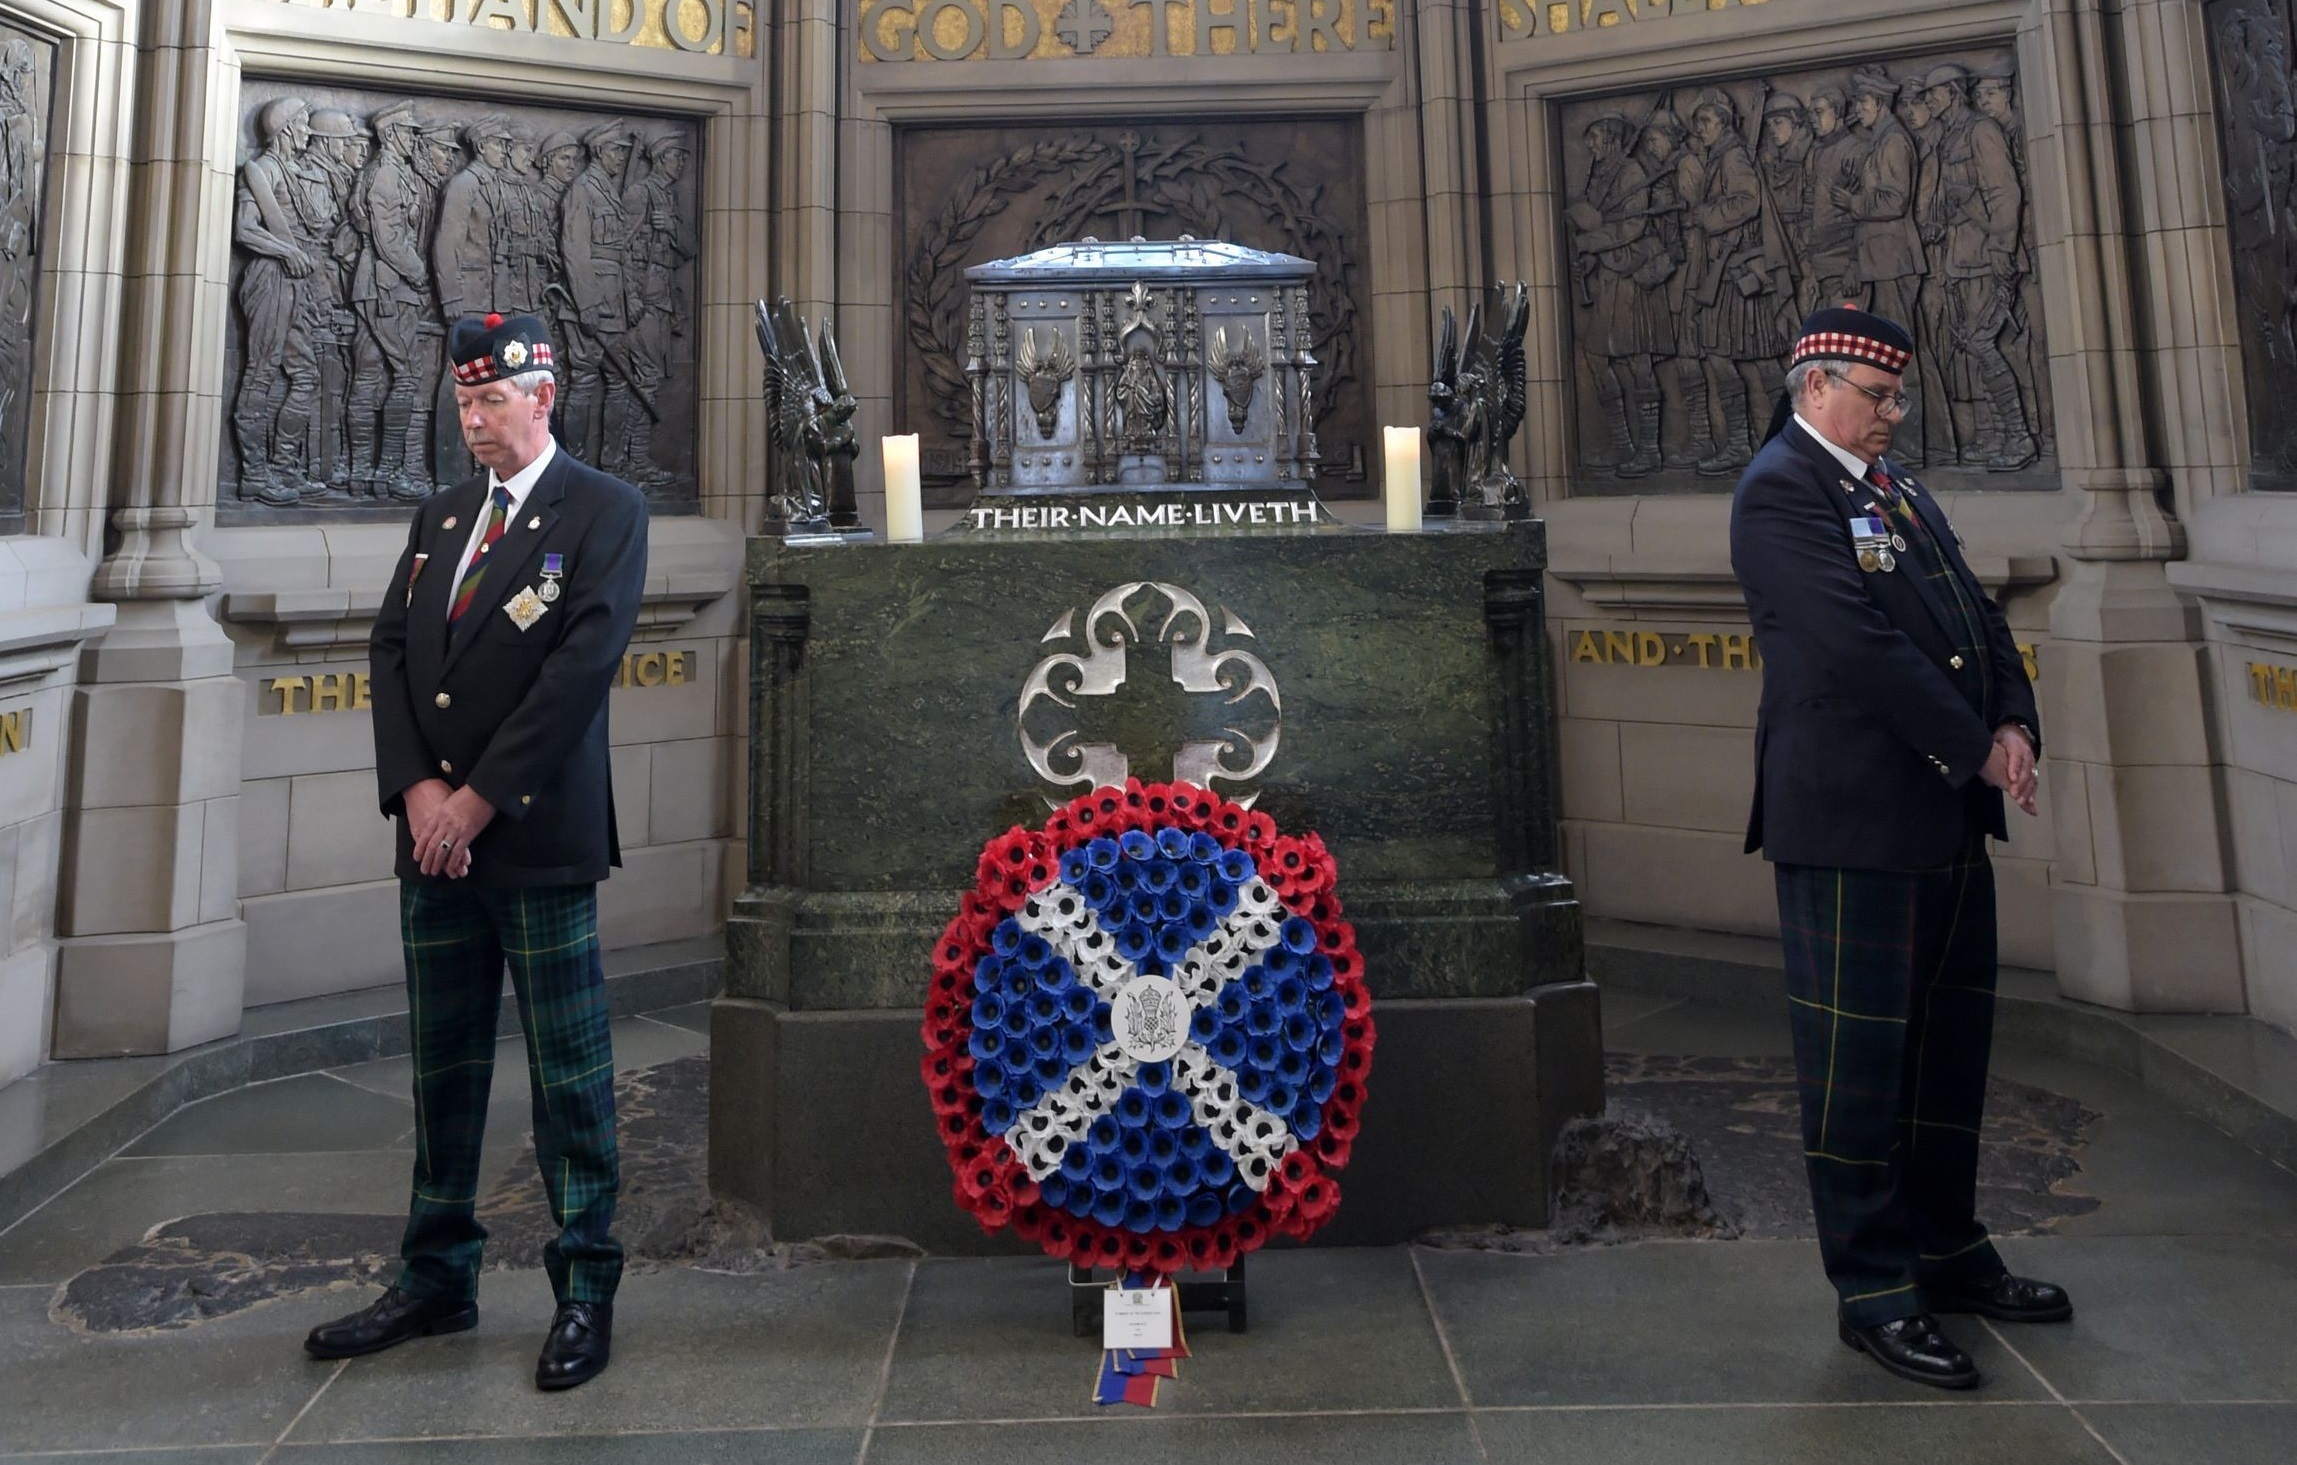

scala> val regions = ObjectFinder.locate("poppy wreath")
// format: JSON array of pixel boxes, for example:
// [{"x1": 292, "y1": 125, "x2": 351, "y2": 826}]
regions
[{"x1": 920, "y1": 779, "x2": 1374, "y2": 1278}]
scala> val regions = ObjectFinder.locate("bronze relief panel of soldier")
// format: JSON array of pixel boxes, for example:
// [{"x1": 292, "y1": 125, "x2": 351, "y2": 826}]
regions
[
  {"x1": 221, "y1": 82, "x2": 703, "y2": 523},
  {"x1": 2205, "y1": 0, "x2": 2297, "y2": 490},
  {"x1": 0, "y1": 26, "x2": 53, "y2": 536},
  {"x1": 1557, "y1": 48, "x2": 2055, "y2": 497}
]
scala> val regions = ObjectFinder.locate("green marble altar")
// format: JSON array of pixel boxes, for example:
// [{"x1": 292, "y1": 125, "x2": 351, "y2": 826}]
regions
[{"x1": 713, "y1": 518, "x2": 1602, "y2": 1251}]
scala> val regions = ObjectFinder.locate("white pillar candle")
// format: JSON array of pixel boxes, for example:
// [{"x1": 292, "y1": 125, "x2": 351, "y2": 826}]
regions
[
  {"x1": 1383, "y1": 425, "x2": 1422, "y2": 534},
  {"x1": 882, "y1": 434, "x2": 924, "y2": 543}
]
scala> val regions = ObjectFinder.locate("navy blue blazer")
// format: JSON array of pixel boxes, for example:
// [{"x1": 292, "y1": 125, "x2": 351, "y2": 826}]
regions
[
  {"x1": 369, "y1": 445, "x2": 649, "y2": 887},
  {"x1": 1728, "y1": 421, "x2": 2039, "y2": 871}
]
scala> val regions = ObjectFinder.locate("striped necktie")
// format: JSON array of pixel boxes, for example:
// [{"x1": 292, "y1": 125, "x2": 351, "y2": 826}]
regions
[{"x1": 447, "y1": 484, "x2": 513, "y2": 625}]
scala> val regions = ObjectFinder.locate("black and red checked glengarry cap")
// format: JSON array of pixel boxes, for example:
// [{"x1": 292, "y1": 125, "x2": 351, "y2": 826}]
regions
[
  {"x1": 1784, "y1": 305, "x2": 1914, "y2": 374},
  {"x1": 448, "y1": 311, "x2": 556, "y2": 386}
]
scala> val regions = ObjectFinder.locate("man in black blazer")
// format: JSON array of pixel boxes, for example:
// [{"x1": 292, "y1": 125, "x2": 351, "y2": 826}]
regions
[
  {"x1": 304, "y1": 312, "x2": 647, "y2": 1391},
  {"x1": 1730, "y1": 307, "x2": 2066, "y2": 1391}
]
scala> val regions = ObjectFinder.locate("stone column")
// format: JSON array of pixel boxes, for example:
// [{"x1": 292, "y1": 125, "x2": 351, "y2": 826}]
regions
[
  {"x1": 2024, "y1": 0, "x2": 2241, "y2": 1013},
  {"x1": 712, "y1": 583, "x2": 810, "y2": 1216},
  {"x1": 51, "y1": 6, "x2": 247, "y2": 1056}
]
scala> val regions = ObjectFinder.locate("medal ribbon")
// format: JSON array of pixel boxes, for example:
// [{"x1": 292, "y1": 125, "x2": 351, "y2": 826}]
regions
[{"x1": 447, "y1": 484, "x2": 513, "y2": 625}]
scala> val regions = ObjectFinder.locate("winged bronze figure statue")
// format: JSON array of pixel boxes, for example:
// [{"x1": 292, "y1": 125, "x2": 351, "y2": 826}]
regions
[
  {"x1": 1427, "y1": 301, "x2": 1485, "y2": 516},
  {"x1": 1429, "y1": 283, "x2": 1530, "y2": 519},
  {"x1": 754, "y1": 297, "x2": 858, "y2": 531}
]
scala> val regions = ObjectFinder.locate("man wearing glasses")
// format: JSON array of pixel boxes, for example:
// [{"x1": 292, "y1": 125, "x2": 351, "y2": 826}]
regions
[{"x1": 1729, "y1": 307, "x2": 2062, "y2": 1391}]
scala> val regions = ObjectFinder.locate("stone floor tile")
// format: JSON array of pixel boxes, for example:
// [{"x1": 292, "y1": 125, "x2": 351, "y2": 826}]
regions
[
  {"x1": 1416, "y1": 1242, "x2": 2051, "y2": 1406},
  {"x1": 1988, "y1": 1052, "x2": 2297, "y2": 1237},
  {"x1": 0, "y1": 1051, "x2": 175, "y2": 1178},
  {"x1": 125, "y1": 1075, "x2": 414, "y2": 1158},
  {"x1": 862, "y1": 1411, "x2": 1484, "y2": 1465},
  {"x1": 269, "y1": 1428, "x2": 861, "y2": 1464},
  {"x1": 2082, "y1": 1402, "x2": 2297, "y2": 1465},
  {"x1": 639, "y1": 1003, "x2": 713, "y2": 1036},
  {"x1": 1601, "y1": 1000, "x2": 1795, "y2": 1058},
  {"x1": 595, "y1": 1016, "x2": 709, "y2": 1071},
  {"x1": 0, "y1": 1452, "x2": 268, "y2": 1463},
  {"x1": 284, "y1": 1264, "x2": 913, "y2": 1443},
  {"x1": 1474, "y1": 1401, "x2": 2116, "y2": 1464},
  {"x1": 0, "y1": 1284, "x2": 351, "y2": 1455},
  {"x1": 330, "y1": 1018, "x2": 697, "y2": 1108},
  {"x1": 1596, "y1": 993, "x2": 1682, "y2": 1045},
  {"x1": 0, "y1": 1150, "x2": 410, "y2": 1286},
  {"x1": 1985, "y1": 1235, "x2": 2297, "y2": 1402},
  {"x1": 877, "y1": 1249, "x2": 1460, "y2": 1424}
]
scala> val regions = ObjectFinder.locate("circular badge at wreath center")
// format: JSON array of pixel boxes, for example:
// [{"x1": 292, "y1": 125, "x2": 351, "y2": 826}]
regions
[{"x1": 1112, "y1": 974, "x2": 1191, "y2": 1065}]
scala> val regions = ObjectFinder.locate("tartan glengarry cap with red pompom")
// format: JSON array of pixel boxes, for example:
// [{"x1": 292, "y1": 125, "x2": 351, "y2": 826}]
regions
[
  {"x1": 447, "y1": 311, "x2": 556, "y2": 387},
  {"x1": 1785, "y1": 304, "x2": 1914, "y2": 375}
]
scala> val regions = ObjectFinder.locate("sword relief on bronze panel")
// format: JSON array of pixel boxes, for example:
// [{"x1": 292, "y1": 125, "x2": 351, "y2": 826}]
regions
[
  {"x1": 896, "y1": 120, "x2": 1373, "y2": 507},
  {"x1": 2206, "y1": 0, "x2": 2297, "y2": 490},
  {"x1": 1556, "y1": 48, "x2": 2055, "y2": 496},
  {"x1": 221, "y1": 81, "x2": 702, "y2": 522},
  {"x1": 0, "y1": 26, "x2": 53, "y2": 536}
]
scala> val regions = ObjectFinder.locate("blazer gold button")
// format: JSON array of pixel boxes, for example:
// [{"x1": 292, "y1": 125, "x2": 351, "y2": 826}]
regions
[
  {"x1": 1949, "y1": 655, "x2": 1965, "y2": 669},
  {"x1": 439, "y1": 759, "x2": 452, "y2": 774},
  {"x1": 435, "y1": 692, "x2": 452, "y2": 708},
  {"x1": 521, "y1": 795, "x2": 533, "y2": 806}
]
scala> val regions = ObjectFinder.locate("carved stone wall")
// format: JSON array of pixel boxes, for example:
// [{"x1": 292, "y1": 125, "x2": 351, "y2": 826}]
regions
[
  {"x1": 1556, "y1": 45, "x2": 2055, "y2": 496},
  {"x1": 0, "y1": 22, "x2": 52, "y2": 535},
  {"x1": 2207, "y1": 0, "x2": 2297, "y2": 491},
  {"x1": 895, "y1": 118, "x2": 1372, "y2": 507},
  {"x1": 220, "y1": 80, "x2": 702, "y2": 523}
]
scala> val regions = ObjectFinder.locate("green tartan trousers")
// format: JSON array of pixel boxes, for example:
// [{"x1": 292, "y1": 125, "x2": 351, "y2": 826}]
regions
[
  {"x1": 1774, "y1": 838, "x2": 2005, "y2": 1327},
  {"x1": 395, "y1": 879, "x2": 623, "y2": 1306}
]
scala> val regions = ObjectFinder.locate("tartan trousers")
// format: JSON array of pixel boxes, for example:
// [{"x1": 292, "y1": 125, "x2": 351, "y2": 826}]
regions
[
  {"x1": 1774, "y1": 839, "x2": 2005, "y2": 1327},
  {"x1": 396, "y1": 879, "x2": 623, "y2": 1306}
]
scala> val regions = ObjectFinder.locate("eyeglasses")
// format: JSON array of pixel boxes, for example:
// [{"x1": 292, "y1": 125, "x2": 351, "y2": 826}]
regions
[{"x1": 1823, "y1": 368, "x2": 1910, "y2": 416}]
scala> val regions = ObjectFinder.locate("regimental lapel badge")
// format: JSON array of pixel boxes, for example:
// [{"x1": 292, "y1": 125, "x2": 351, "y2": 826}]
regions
[
  {"x1": 538, "y1": 552, "x2": 564, "y2": 604},
  {"x1": 503, "y1": 587, "x2": 550, "y2": 630},
  {"x1": 527, "y1": 516, "x2": 541, "y2": 530},
  {"x1": 1840, "y1": 478, "x2": 1861, "y2": 496},
  {"x1": 442, "y1": 516, "x2": 458, "y2": 531},
  {"x1": 406, "y1": 552, "x2": 428, "y2": 607}
]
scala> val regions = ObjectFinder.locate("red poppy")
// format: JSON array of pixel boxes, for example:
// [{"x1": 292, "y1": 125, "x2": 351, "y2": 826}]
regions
[{"x1": 974, "y1": 1187, "x2": 1013, "y2": 1232}]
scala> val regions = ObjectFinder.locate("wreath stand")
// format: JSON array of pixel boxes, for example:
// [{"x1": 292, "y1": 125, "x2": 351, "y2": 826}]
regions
[{"x1": 1068, "y1": 1257, "x2": 1249, "y2": 1337}]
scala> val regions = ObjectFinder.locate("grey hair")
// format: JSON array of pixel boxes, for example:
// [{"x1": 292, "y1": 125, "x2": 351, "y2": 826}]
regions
[
  {"x1": 1784, "y1": 361, "x2": 1834, "y2": 409},
  {"x1": 505, "y1": 368, "x2": 553, "y2": 397}
]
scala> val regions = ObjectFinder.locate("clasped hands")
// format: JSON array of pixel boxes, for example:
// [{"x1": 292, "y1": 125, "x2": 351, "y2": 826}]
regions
[
  {"x1": 1980, "y1": 725, "x2": 2039, "y2": 817},
  {"x1": 404, "y1": 778, "x2": 497, "y2": 878}
]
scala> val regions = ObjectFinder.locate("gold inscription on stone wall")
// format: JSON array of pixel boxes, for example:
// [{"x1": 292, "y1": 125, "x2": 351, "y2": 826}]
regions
[
  {"x1": 1572, "y1": 628, "x2": 1764, "y2": 669},
  {"x1": 1496, "y1": 0, "x2": 1768, "y2": 42},
  {"x1": 0, "y1": 706, "x2": 29, "y2": 755},
  {"x1": 859, "y1": 0, "x2": 1393, "y2": 61},
  {"x1": 264, "y1": 672, "x2": 375, "y2": 715},
  {"x1": 263, "y1": 0, "x2": 756, "y2": 58},
  {"x1": 1570, "y1": 627, "x2": 2042, "y2": 678},
  {"x1": 615, "y1": 649, "x2": 695, "y2": 688},
  {"x1": 2247, "y1": 660, "x2": 2297, "y2": 712},
  {"x1": 261, "y1": 652, "x2": 695, "y2": 713}
]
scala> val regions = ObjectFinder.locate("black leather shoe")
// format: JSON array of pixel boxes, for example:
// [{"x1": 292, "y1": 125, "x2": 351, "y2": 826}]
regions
[
  {"x1": 535, "y1": 1301, "x2": 613, "y2": 1391},
  {"x1": 1839, "y1": 1314, "x2": 1981, "y2": 1390},
  {"x1": 1931, "y1": 1272, "x2": 2073, "y2": 1323},
  {"x1": 303, "y1": 1286, "x2": 477, "y2": 1359}
]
